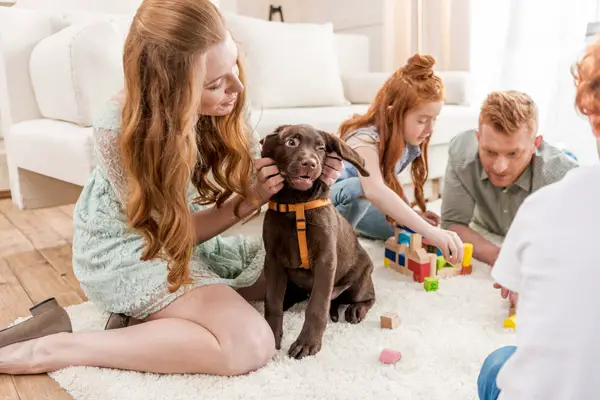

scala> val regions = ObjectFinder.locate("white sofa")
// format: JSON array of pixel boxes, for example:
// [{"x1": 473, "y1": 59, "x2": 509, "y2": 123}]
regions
[{"x1": 0, "y1": 5, "x2": 479, "y2": 209}]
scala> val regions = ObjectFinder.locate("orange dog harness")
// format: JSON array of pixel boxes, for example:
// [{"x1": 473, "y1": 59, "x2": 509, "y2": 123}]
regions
[{"x1": 268, "y1": 198, "x2": 332, "y2": 269}]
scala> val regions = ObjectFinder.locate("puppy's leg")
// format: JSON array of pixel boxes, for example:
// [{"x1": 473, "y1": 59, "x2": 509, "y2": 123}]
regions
[
  {"x1": 288, "y1": 252, "x2": 336, "y2": 359},
  {"x1": 264, "y1": 253, "x2": 288, "y2": 350},
  {"x1": 344, "y1": 251, "x2": 376, "y2": 324}
]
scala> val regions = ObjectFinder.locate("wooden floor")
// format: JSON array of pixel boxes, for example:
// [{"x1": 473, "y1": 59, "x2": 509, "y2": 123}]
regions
[{"x1": 0, "y1": 198, "x2": 83, "y2": 400}]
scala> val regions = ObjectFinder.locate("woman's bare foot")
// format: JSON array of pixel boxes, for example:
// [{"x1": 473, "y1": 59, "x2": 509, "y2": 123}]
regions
[{"x1": 0, "y1": 333, "x2": 67, "y2": 375}]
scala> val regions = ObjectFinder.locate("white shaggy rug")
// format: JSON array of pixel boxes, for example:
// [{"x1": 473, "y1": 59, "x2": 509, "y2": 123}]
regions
[{"x1": 41, "y1": 223, "x2": 516, "y2": 400}]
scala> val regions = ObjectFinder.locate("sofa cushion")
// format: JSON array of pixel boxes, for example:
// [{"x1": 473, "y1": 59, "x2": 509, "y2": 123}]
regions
[
  {"x1": 0, "y1": 8, "x2": 60, "y2": 133},
  {"x1": 224, "y1": 12, "x2": 348, "y2": 109},
  {"x1": 342, "y1": 71, "x2": 473, "y2": 106},
  {"x1": 6, "y1": 119, "x2": 95, "y2": 186},
  {"x1": 29, "y1": 19, "x2": 126, "y2": 127}
]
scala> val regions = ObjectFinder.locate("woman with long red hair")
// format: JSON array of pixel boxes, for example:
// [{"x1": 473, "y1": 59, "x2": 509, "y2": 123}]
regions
[
  {"x1": 0, "y1": 0, "x2": 341, "y2": 377},
  {"x1": 330, "y1": 54, "x2": 463, "y2": 264}
]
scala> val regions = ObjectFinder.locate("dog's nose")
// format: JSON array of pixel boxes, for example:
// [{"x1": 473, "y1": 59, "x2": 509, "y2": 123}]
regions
[{"x1": 301, "y1": 158, "x2": 317, "y2": 169}]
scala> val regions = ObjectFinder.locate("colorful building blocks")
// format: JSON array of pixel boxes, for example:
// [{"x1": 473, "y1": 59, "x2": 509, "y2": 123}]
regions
[
  {"x1": 384, "y1": 224, "x2": 474, "y2": 283},
  {"x1": 380, "y1": 312, "x2": 400, "y2": 329}
]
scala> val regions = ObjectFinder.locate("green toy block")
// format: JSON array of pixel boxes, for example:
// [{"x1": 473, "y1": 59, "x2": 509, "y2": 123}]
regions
[
  {"x1": 436, "y1": 255, "x2": 446, "y2": 270},
  {"x1": 424, "y1": 277, "x2": 438, "y2": 292}
]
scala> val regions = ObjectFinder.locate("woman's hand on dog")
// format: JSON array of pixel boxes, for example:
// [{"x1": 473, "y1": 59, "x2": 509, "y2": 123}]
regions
[
  {"x1": 252, "y1": 157, "x2": 285, "y2": 204},
  {"x1": 321, "y1": 152, "x2": 343, "y2": 186}
]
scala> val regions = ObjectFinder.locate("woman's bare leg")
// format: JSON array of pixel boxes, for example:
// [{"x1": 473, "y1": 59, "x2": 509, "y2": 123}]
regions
[{"x1": 0, "y1": 284, "x2": 275, "y2": 376}]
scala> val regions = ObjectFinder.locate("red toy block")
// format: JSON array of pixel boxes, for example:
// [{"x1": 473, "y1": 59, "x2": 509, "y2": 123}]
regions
[
  {"x1": 407, "y1": 258, "x2": 430, "y2": 282},
  {"x1": 461, "y1": 265, "x2": 472, "y2": 275},
  {"x1": 379, "y1": 348, "x2": 402, "y2": 364}
]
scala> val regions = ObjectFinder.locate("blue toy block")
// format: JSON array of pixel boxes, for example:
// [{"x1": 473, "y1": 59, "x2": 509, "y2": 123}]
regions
[
  {"x1": 384, "y1": 248, "x2": 396, "y2": 262},
  {"x1": 436, "y1": 247, "x2": 442, "y2": 256},
  {"x1": 396, "y1": 224, "x2": 416, "y2": 234},
  {"x1": 398, "y1": 253, "x2": 406, "y2": 266},
  {"x1": 398, "y1": 233, "x2": 411, "y2": 245}
]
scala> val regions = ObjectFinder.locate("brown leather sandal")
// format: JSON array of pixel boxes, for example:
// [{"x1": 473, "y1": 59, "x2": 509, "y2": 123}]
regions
[{"x1": 0, "y1": 297, "x2": 72, "y2": 349}]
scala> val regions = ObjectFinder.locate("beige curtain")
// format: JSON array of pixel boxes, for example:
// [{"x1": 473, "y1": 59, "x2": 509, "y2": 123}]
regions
[{"x1": 384, "y1": 0, "x2": 470, "y2": 71}]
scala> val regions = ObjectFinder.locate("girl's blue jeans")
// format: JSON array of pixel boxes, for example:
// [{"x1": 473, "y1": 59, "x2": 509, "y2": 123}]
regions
[
  {"x1": 477, "y1": 346, "x2": 517, "y2": 400},
  {"x1": 329, "y1": 177, "x2": 394, "y2": 241}
]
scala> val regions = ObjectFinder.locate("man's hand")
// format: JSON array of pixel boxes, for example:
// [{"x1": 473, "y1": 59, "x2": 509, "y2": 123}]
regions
[
  {"x1": 493, "y1": 282, "x2": 518, "y2": 305},
  {"x1": 321, "y1": 152, "x2": 342, "y2": 186},
  {"x1": 419, "y1": 210, "x2": 441, "y2": 226}
]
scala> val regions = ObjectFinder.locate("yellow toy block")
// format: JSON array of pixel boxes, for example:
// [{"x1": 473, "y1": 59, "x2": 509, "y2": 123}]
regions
[
  {"x1": 384, "y1": 258, "x2": 390, "y2": 267},
  {"x1": 503, "y1": 314, "x2": 516, "y2": 329},
  {"x1": 462, "y1": 243, "x2": 473, "y2": 267}
]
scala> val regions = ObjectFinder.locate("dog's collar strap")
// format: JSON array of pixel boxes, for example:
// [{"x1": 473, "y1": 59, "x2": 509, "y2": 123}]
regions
[{"x1": 268, "y1": 198, "x2": 332, "y2": 269}]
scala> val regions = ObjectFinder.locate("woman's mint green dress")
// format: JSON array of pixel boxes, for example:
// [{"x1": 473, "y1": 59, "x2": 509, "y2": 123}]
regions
[{"x1": 72, "y1": 100, "x2": 264, "y2": 319}]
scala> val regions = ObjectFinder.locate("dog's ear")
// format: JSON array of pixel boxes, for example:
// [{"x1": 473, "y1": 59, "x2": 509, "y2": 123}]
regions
[
  {"x1": 319, "y1": 130, "x2": 370, "y2": 177},
  {"x1": 260, "y1": 125, "x2": 290, "y2": 157},
  {"x1": 259, "y1": 125, "x2": 290, "y2": 146}
]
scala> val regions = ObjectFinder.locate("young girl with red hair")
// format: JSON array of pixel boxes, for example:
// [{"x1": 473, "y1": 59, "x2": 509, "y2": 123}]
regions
[{"x1": 330, "y1": 54, "x2": 463, "y2": 264}]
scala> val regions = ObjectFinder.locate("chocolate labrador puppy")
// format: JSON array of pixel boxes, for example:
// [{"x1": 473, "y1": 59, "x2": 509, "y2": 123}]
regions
[{"x1": 260, "y1": 124, "x2": 376, "y2": 359}]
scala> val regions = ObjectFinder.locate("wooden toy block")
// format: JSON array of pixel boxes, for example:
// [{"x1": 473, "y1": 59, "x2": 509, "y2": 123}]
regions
[
  {"x1": 398, "y1": 253, "x2": 406, "y2": 266},
  {"x1": 436, "y1": 255, "x2": 446, "y2": 270},
  {"x1": 461, "y1": 265, "x2": 472, "y2": 275},
  {"x1": 398, "y1": 232, "x2": 411, "y2": 245},
  {"x1": 462, "y1": 243, "x2": 473, "y2": 267},
  {"x1": 408, "y1": 247, "x2": 429, "y2": 263},
  {"x1": 428, "y1": 253, "x2": 437, "y2": 277},
  {"x1": 391, "y1": 262, "x2": 412, "y2": 277},
  {"x1": 508, "y1": 306, "x2": 516, "y2": 317},
  {"x1": 409, "y1": 233, "x2": 422, "y2": 249},
  {"x1": 436, "y1": 266, "x2": 461, "y2": 277},
  {"x1": 380, "y1": 312, "x2": 400, "y2": 329},
  {"x1": 424, "y1": 276, "x2": 438, "y2": 292},
  {"x1": 384, "y1": 247, "x2": 396, "y2": 263},
  {"x1": 503, "y1": 314, "x2": 516, "y2": 329},
  {"x1": 407, "y1": 258, "x2": 430, "y2": 282},
  {"x1": 379, "y1": 348, "x2": 402, "y2": 364}
]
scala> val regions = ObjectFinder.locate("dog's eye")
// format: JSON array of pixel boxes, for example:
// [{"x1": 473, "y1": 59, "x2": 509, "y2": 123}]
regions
[{"x1": 286, "y1": 138, "x2": 298, "y2": 147}]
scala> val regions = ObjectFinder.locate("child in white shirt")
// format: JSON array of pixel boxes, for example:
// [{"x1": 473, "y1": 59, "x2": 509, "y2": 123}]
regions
[{"x1": 477, "y1": 36, "x2": 600, "y2": 400}]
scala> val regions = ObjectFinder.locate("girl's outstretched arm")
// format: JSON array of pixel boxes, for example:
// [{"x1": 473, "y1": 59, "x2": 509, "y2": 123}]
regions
[
  {"x1": 355, "y1": 146, "x2": 463, "y2": 265},
  {"x1": 356, "y1": 147, "x2": 437, "y2": 238}
]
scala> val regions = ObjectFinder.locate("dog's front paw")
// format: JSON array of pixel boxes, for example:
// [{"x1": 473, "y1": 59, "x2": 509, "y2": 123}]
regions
[
  {"x1": 345, "y1": 303, "x2": 370, "y2": 324},
  {"x1": 288, "y1": 335, "x2": 322, "y2": 359}
]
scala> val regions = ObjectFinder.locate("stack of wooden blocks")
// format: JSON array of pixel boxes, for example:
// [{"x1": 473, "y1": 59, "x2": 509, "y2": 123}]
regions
[{"x1": 384, "y1": 224, "x2": 474, "y2": 290}]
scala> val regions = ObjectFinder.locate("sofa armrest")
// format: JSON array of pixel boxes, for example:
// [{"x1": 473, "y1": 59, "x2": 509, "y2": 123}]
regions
[{"x1": 342, "y1": 71, "x2": 473, "y2": 105}]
